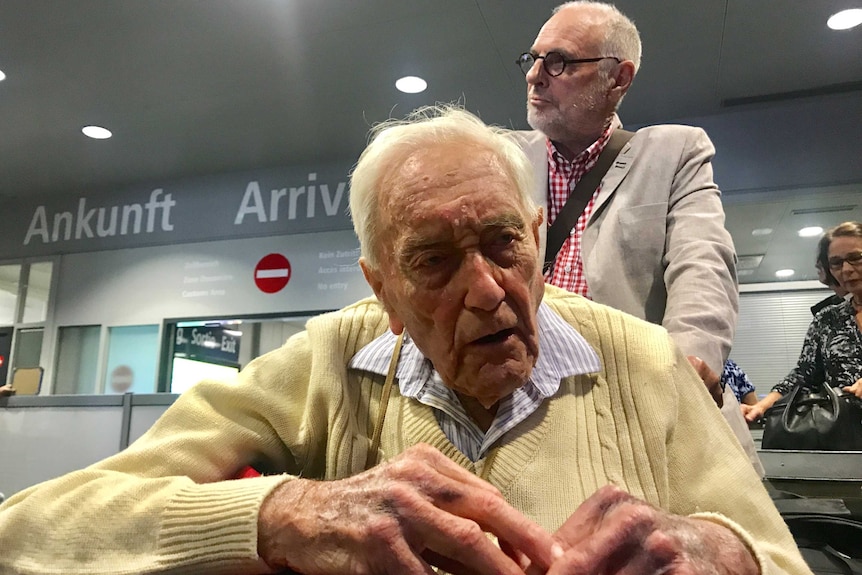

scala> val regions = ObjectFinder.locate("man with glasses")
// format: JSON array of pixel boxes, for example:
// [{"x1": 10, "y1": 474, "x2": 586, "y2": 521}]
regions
[{"x1": 512, "y1": 1, "x2": 762, "y2": 473}]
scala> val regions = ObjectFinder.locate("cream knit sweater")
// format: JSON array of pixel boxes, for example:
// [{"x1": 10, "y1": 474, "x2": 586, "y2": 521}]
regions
[{"x1": 0, "y1": 286, "x2": 810, "y2": 575}]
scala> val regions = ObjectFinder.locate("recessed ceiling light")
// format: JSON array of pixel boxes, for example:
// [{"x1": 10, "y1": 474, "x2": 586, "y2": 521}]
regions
[
  {"x1": 828, "y1": 8, "x2": 862, "y2": 30},
  {"x1": 751, "y1": 228, "x2": 773, "y2": 236},
  {"x1": 737, "y1": 254, "x2": 764, "y2": 269},
  {"x1": 82, "y1": 125, "x2": 112, "y2": 139},
  {"x1": 775, "y1": 269, "x2": 795, "y2": 278},
  {"x1": 798, "y1": 226, "x2": 823, "y2": 237},
  {"x1": 0, "y1": 69, "x2": 6, "y2": 82},
  {"x1": 395, "y1": 76, "x2": 427, "y2": 94}
]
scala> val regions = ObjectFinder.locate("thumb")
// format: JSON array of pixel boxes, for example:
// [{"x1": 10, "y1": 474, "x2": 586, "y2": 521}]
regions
[{"x1": 686, "y1": 356, "x2": 723, "y2": 408}]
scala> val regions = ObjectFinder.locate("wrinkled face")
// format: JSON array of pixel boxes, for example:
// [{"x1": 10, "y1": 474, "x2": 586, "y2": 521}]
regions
[
  {"x1": 829, "y1": 236, "x2": 862, "y2": 297},
  {"x1": 525, "y1": 7, "x2": 615, "y2": 143},
  {"x1": 361, "y1": 144, "x2": 544, "y2": 408}
]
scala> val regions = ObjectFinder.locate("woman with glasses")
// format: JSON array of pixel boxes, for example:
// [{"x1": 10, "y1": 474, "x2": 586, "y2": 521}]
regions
[
  {"x1": 810, "y1": 232, "x2": 850, "y2": 315},
  {"x1": 742, "y1": 221, "x2": 862, "y2": 423}
]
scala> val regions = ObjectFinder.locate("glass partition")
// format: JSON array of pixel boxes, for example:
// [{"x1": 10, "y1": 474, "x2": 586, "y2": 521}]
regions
[
  {"x1": 0, "y1": 261, "x2": 54, "y2": 387},
  {"x1": 170, "y1": 357, "x2": 239, "y2": 394},
  {"x1": 12, "y1": 328, "x2": 43, "y2": 369},
  {"x1": 104, "y1": 325, "x2": 159, "y2": 394},
  {"x1": 0, "y1": 264, "x2": 21, "y2": 325},
  {"x1": 54, "y1": 325, "x2": 100, "y2": 394},
  {"x1": 158, "y1": 312, "x2": 324, "y2": 392},
  {"x1": 22, "y1": 261, "x2": 53, "y2": 323}
]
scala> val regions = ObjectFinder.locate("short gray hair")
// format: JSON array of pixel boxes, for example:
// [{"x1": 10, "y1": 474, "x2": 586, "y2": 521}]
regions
[
  {"x1": 553, "y1": 1, "x2": 642, "y2": 74},
  {"x1": 349, "y1": 105, "x2": 538, "y2": 269}
]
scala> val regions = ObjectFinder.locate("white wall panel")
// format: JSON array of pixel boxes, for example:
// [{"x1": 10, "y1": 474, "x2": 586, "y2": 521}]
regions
[
  {"x1": 53, "y1": 230, "x2": 372, "y2": 327},
  {"x1": 0, "y1": 406, "x2": 123, "y2": 496}
]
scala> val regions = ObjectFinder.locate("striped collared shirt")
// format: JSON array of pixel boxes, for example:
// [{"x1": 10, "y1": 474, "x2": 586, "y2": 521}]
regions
[
  {"x1": 349, "y1": 303, "x2": 601, "y2": 461},
  {"x1": 544, "y1": 123, "x2": 614, "y2": 297}
]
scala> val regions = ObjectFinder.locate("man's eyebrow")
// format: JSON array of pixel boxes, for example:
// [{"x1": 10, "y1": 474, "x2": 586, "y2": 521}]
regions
[
  {"x1": 485, "y1": 214, "x2": 527, "y2": 231},
  {"x1": 531, "y1": 47, "x2": 570, "y2": 57},
  {"x1": 398, "y1": 215, "x2": 526, "y2": 257},
  {"x1": 400, "y1": 233, "x2": 447, "y2": 259}
]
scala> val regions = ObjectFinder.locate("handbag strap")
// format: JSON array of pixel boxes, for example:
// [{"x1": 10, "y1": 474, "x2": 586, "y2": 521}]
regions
[
  {"x1": 782, "y1": 379, "x2": 841, "y2": 428},
  {"x1": 543, "y1": 128, "x2": 634, "y2": 273},
  {"x1": 365, "y1": 331, "x2": 404, "y2": 470}
]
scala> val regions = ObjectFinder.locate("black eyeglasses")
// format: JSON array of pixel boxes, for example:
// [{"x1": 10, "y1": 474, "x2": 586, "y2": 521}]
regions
[
  {"x1": 827, "y1": 251, "x2": 862, "y2": 271},
  {"x1": 516, "y1": 52, "x2": 620, "y2": 77}
]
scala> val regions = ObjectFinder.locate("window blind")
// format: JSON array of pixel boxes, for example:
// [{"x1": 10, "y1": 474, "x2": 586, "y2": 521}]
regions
[{"x1": 730, "y1": 289, "x2": 834, "y2": 396}]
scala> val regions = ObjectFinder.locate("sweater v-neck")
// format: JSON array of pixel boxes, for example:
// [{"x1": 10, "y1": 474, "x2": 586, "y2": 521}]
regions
[{"x1": 398, "y1": 389, "x2": 553, "y2": 488}]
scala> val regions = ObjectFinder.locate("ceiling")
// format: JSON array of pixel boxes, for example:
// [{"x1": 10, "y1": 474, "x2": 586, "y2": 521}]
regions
[{"x1": 0, "y1": 0, "x2": 861, "y2": 284}]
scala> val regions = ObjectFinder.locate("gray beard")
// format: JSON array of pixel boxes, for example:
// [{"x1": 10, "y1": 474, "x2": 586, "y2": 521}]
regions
[
  {"x1": 527, "y1": 106, "x2": 566, "y2": 140},
  {"x1": 526, "y1": 89, "x2": 605, "y2": 142}
]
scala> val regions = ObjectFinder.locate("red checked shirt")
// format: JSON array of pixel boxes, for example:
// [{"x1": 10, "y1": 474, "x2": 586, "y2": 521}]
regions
[{"x1": 544, "y1": 124, "x2": 614, "y2": 297}]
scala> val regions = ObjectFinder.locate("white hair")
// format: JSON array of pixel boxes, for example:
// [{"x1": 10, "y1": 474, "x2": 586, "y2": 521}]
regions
[
  {"x1": 349, "y1": 105, "x2": 538, "y2": 269},
  {"x1": 554, "y1": 1, "x2": 642, "y2": 74}
]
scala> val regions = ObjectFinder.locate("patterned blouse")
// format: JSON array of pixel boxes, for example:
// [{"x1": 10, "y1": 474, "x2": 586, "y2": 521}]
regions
[
  {"x1": 722, "y1": 359, "x2": 756, "y2": 403},
  {"x1": 773, "y1": 299, "x2": 862, "y2": 395}
]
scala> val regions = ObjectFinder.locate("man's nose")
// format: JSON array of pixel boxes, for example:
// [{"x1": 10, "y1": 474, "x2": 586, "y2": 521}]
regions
[
  {"x1": 525, "y1": 58, "x2": 546, "y2": 86},
  {"x1": 460, "y1": 254, "x2": 505, "y2": 311}
]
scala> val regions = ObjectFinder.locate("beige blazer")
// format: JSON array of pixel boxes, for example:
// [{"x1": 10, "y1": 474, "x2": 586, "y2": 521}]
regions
[{"x1": 512, "y1": 118, "x2": 738, "y2": 376}]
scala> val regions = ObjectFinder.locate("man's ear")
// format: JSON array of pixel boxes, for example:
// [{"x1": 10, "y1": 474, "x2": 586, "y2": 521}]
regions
[
  {"x1": 359, "y1": 257, "x2": 405, "y2": 335},
  {"x1": 532, "y1": 207, "x2": 544, "y2": 246},
  {"x1": 609, "y1": 60, "x2": 635, "y2": 100}
]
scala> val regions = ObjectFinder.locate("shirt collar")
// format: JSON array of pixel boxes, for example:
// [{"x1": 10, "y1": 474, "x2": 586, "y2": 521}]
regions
[
  {"x1": 349, "y1": 302, "x2": 601, "y2": 398},
  {"x1": 546, "y1": 115, "x2": 616, "y2": 171}
]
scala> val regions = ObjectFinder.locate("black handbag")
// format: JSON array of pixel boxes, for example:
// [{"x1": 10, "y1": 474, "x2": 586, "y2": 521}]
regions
[{"x1": 761, "y1": 381, "x2": 862, "y2": 451}]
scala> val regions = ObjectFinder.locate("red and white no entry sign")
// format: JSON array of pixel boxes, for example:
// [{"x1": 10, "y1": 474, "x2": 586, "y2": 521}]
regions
[{"x1": 254, "y1": 253, "x2": 291, "y2": 293}]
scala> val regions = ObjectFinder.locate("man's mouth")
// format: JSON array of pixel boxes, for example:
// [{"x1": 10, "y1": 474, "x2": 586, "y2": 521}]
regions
[
  {"x1": 529, "y1": 93, "x2": 550, "y2": 105},
  {"x1": 473, "y1": 328, "x2": 516, "y2": 345}
]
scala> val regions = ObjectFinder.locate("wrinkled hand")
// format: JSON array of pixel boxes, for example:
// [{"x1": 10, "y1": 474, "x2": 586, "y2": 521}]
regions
[
  {"x1": 528, "y1": 485, "x2": 758, "y2": 575},
  {"x1": 686, "y1": 356, "x2": 723, "y2": 408},
  {"x1": 258, "y1": 443, "x2": 558, "y2": 575}
]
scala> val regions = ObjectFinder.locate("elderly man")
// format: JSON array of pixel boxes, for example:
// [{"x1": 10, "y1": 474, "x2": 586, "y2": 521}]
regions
[
  {"x1": 0, "y1": 107, "x2": 808, "y2": 574},
  {"x1": 512, "y1": 1, "x2": 763, "y2": 472}
]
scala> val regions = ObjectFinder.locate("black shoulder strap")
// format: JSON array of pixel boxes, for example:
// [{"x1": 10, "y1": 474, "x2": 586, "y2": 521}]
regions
[{"x1": 543, "y1": 128, "x2": 634, "y2": 274}]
